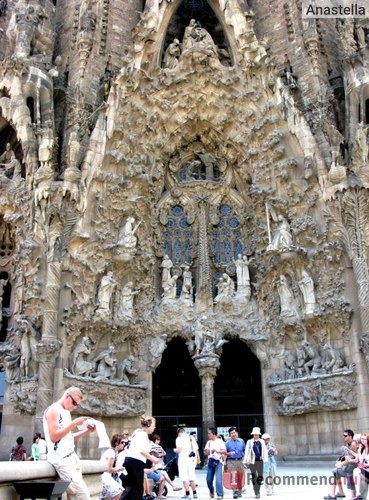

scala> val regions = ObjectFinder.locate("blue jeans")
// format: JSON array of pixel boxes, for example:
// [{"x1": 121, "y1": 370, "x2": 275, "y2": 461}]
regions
[{"x1": 207, "y1": 458, "x2": 223, "y2": 497}]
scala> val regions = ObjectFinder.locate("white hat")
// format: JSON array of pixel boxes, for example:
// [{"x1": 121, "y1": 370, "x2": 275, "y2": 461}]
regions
[
  {"x1": 261, "y1": 433, "x2": 270, "y2": 440},
  {"x1": 250, "y1": 427, "x2": 261, "y2": 435}
]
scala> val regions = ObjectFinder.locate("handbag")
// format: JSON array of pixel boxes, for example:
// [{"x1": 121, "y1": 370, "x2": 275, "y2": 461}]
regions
[{"x1": 244, "y1": 446, "x2": 255, "y2": 466}]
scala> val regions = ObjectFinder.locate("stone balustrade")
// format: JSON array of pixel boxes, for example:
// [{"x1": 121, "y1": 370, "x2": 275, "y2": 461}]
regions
[{"x1": 0, "y1": 460, "x2": 105, "y2": 499}]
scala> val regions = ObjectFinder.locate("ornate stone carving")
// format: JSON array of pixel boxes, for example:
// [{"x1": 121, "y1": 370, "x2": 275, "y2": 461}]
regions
[
  {"x1": 188, "y1": 316, "x2": 227, "y2": 358},
  {"x1": 115, "y1": 217, "x2": 140, "y2": 261},
  {"x1": 269, "y1": 370, "x2": 356, "y2": 415},
  {"x1": 95, "y1": 271, "x2": 117, "y2": 318},
  {"x1": 9, "y1": 380, "x2": 38, "y2": 415}
]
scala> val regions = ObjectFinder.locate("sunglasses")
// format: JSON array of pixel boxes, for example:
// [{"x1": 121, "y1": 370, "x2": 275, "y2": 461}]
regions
[
  {"x1": 68, "y1": 394, "x2": 79, "y2": 407},
  {"x1": 343, "y1": 434, "x2": 349, "y2": 437},
  {"x1": 120, "y1": 440, "x2": 125, "y2": 444}
]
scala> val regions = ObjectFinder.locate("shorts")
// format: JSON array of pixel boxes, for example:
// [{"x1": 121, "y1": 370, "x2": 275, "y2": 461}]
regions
[{"x1": 147, "y1": 470, "x2": 162, "y2": 482}]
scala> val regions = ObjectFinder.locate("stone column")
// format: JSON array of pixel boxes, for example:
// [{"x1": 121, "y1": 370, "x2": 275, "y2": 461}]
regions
[
  {"x1": 34, "y1": 261, "x2": 62, "y2": 432},
  {"x1": 195, "y1": 200, "x2": 213, "y2": 312},
  {"x1": 194, "y1": 355, "x2": 220, "y2": 445}
]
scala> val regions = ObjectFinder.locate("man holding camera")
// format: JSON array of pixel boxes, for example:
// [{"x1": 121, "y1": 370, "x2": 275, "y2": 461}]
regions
[{"x1": 174, "y1": 428, "x2": 199, "y2": 499}]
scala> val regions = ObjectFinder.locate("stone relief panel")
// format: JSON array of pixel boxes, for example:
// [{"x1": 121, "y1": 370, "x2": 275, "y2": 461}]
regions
[
  {"x1": 268, "y1": 336, "x2": 356, "y2": 415},
  {"x1": 269, "y1": 371, "x2": 356, "y2": 415}
]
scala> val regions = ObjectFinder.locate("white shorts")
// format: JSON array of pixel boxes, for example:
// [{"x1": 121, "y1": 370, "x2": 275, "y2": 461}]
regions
[
  {"x1": 101, "y1": 472, "x2": 123, "y2": 499},
  {"x1": 178, "y1": 457, "x2": 197, "y2": 482}
]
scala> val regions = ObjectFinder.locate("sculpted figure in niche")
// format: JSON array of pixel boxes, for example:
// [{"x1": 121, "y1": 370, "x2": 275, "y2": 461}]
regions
[
  {"x1": 116, "y1": 355, "x2": 139, "y2": 384},
  {"x1": 180, "y1": 265, "x2": 193, "y2": 306},
  {"x1": 284, "y1": 349, "x2": 298, "y2": 379},
  {"x1": 0, "y1": 143, "x2": 14, "y2": 164},
  {"x1": 117, "y1": 217, "x2": 140, "y2": 250},
  {"x1": 269, "y1": 215, "x2": 294, "y2": 251},
  {"x1": 183, "y1": 19, "x2": 217, "y2": 54},
  {"x1": 96, "y1": 271, "x2": 116, "y2": 316},
  {"x1": 162, "y1": 273, "x2": 178, "y2": 300},
  {"x1": 301, "y1": 340, "x2": 322, "y2": 375},
  {"x1": 190, "y1": 316, "x2": 227, "y2": 356},
  {"x1": 163, "y1": 39, "x2": 180, "y2": 69},
  {"x1": 117, "y1": 281, "x2": 138, "y2": 321},
  {"x1": 277, "y1": 275, "x2": 299, "y2": 321},
  {"x1": 92, "y1": 345, "x2": 117, "y2": 379},
  {"x1": 214, "y1": 273, "x2": 235, "y2": 304},
  {"x1": 70, "y1": 336, "x2": 95, "y2": 377},
  {"x1": 161, "y1": 254, "x2": 173, "y2": 287},
  {"x1": 235, "y1": 254, "x2": 251, "y2": 301},
  {"x1": 322, "y1": 342, "x2": 346, "y2": 373},
  {"x1": 298, "y1": 270, "x2": 316, "y2": 315},
  {"x1": 326, "y1": 123, "x2": 344, "y2": 167},
  {"x1": 18, "y1": 319, "x2": 39, "y2": 379},
  {"x1": 351, "y1": 122, "x2": 369, "y2": 171}
]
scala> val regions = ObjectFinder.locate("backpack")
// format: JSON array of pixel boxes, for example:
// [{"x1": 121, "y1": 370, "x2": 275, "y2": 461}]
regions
[{"x1": 10, "y1": 445, "x2": 25, "y2": 461}]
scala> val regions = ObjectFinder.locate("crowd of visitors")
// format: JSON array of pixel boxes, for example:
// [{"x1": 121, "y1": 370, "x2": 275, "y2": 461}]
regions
[
  {"x1": 323, "y1": 428, "x2": 369, "y2": 500},
  {"x1": 9, "y1": 386, "x2": 283, "y2": 499}
]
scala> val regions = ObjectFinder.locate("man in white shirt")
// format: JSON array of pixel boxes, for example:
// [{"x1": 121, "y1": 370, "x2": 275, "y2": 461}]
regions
[
  {"x1": 43, "y1": 386, "x2": 96, "y2": 499},
  {"x1": 204, "y1": 428, "x2": 227, "y2": 500}
]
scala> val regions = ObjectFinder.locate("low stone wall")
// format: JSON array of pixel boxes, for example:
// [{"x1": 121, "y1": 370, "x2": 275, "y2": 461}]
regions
[{"x1": 0, "y1": 460, "x2": 106, "y2": 499}]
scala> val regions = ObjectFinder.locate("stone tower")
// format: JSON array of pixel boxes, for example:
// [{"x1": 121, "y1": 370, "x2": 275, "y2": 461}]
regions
[{"x1": 0, "y1": 0, "x2": 369, "y2": 458}]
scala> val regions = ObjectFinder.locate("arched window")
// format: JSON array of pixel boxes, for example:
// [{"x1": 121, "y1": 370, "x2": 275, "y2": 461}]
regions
[
  {"x1": 212, "y1": 204, "x2": 243, "y2": 266},
  {"x1": 163, "y1": 205, "x2": 193, "y2": 265}
]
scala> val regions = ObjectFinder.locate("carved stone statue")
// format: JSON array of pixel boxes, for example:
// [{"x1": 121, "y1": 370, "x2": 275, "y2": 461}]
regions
[
  {"x1": 0, "y1": 143, "x2": 14, "y2": 164},
  {"x1": 326, "y1": 123, "x2": 344, "y2": 167},
  {"x1": 92, "y1": 345, "x2": 117, "y2": 379},
  {"x1": 70, "y1": 336, "x2": 95, "y2": 376},
  {"x1": 277, "y1": 275, "x2": 299, "y2": 321},
  {"x1": 116, "y1": 217, "x2": 140, "y2": 261},
  {"x1": 118, "y1": 217, "x2": 140, "y2": 249},
  {"x1": 235, "y1": 254, "x2": 251, "y2": 301},
  {"x1": 116, "y1": 355, "x2": 139, "y2": 384},
  {"x1": 161, "y1": 254, "x2": 173, "y2": 286},
  {"x1": 298, "y1": 270, "x2": 316, "y2": 315},
  {"x1": 214, "y1": 273, "x2": 235, "y2": 304},
  {"x1": 351, "y1": 122, "x2": 369, "y2": 173},
  {"x1": 179, "y1": 265, "x2": 193, "y2": 306},
  {"x1": 189, "y1": 316, "x2": 227, "y2": 357},
  {"x1": 96, "y1": 271, "x2": 116, "y2": 317},
  {"x1": 18, "y1": 319, "x2": 40, "y2": 379},
  {"x1": 301, "y1": 340, "x2": 322, "y2": 375},
  {"x1": 269, "y1": 216, "x2": 294, "y2": 251},
  {"x1": 163, "y1": 39, "x2": 180, "y2": 69},
  {"x1": 117, "y1": 281, "x2": 138, "y2": 321},
  {"x1": 322, "y1": 342, "x2": 346, "y2": 373},
  {"x1": 162, "y1": 273, "x2": 178, "y2": 300}
]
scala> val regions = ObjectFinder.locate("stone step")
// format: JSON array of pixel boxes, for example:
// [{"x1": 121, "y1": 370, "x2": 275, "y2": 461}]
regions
[{"x1": 281, "y1": 454, "x2": 336, "y2": 464}]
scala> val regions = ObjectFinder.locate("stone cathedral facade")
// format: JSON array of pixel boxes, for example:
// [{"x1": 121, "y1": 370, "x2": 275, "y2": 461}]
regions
[{"x1": 1, "y1": 0, "x2": 369, "y2": 459}]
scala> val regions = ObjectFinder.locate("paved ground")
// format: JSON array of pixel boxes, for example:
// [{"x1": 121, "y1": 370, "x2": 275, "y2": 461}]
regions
[{"x1": 165, "y1": 464, "x2": 352, "y2": 500}]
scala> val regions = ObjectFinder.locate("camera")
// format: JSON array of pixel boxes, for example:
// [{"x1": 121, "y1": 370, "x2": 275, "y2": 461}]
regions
[{"x1": 189, "y1": 451, "x2": 196, "y2": 457}]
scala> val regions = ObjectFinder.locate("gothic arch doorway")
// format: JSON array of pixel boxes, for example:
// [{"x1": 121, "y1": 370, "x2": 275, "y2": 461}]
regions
[
  {"x1": 153, "y1": 337, "x2": 202, "y2": 451},
  {"x1": 153, "y1": 336, "x2": 201, "y2": 416},
  {"x1": 215, "y1": 339, "x2": 264, "y2": 435}
]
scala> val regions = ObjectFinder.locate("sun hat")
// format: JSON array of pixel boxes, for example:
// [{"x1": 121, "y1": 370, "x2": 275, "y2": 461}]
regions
[{"x1": 250, "y1": 427, "x2": 261, "y2": 435}]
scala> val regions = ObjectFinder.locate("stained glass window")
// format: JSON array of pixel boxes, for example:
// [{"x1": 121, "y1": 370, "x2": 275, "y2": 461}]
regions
[
  {"x1": 211, "y1": 204, "x2": 243, "y2": 265},
  {"x1": 163, "y1": 205, "x2": 193, "y2": 265}
]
